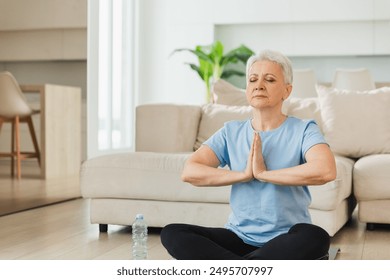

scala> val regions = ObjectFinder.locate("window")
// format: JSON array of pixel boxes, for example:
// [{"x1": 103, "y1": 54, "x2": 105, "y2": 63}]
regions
[{"x1": 87, "y1": 0, "x2": 137, "y2": 158}]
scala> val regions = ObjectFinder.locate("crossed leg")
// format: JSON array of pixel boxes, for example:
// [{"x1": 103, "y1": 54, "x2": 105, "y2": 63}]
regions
[{"x1": 161, "y1": 223, "x2": 330, "y2": 260}]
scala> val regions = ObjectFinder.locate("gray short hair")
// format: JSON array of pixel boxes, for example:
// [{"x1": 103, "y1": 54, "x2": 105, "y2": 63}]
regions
[{"x1": 246, "y1": 50, "x2": 293, "y2": 84}]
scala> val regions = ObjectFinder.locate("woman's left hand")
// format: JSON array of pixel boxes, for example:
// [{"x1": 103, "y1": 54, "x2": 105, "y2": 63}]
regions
[{"x1": 252, "y1": 132, "x2": 267, "y2": 179}]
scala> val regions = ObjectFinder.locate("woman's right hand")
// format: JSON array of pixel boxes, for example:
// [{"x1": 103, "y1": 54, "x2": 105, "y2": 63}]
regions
[{"x1": 242, "y1": 133, "x2": 255, "y2": 182}]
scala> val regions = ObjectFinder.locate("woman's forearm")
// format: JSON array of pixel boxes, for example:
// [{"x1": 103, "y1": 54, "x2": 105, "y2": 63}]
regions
[
  {"x1": 181, "y1": 161, "x2": 250, "y2": 187},
  {"x1": 253, "y1": 135, "x2": 336, "y2": 186},
  {"x1": 254, "y1": 161, "x2": 336, "y2": 186}
]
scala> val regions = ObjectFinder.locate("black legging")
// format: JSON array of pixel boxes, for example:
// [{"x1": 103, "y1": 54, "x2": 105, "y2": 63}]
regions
[{"x1": 160, "y1": 223, "x2": 330, "y2": 260}]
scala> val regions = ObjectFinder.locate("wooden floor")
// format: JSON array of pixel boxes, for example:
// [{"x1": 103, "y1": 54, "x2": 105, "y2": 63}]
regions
[
  {"x1": 0, "y1": 164, "x2": 390, "y2": 260},
  {"x1": 0, "y1": 161, "x2": 81, "y2": 216}
]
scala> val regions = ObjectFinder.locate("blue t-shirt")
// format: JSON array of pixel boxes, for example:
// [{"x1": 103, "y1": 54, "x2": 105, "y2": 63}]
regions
[{"x1": 203, "y1": 116, "x2": 327, "y2": 247}]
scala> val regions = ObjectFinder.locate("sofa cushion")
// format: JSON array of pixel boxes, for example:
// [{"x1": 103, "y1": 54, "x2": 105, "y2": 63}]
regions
[
  {"x1": 353, "y1": 154, "x2": 390, "y2": 201},
  {"x1": 212, "y1": 79, "x2": 247, "y2": 106},
  {"x1": 194, "y1": 104, "x2": 252, "y2": 150},
  {"x1": 283, "y1": 97, "x2": 323, "y2": 131},
  {"x1": 136, "y1": 104, "x2": 201, "y2": 153},
  {"x1": 81, "y1": 152, "x2": 353, "y2": 212},
  {"x1": 80, "y1": 152, "x2": 231, "y2": 204},
  {"x1": 317, "y1": 85, "x2": 390, "y2": 158}
]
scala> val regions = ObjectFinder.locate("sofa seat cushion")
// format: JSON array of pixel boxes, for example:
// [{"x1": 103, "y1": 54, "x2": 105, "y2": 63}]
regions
[
  {"x1": 81, "y1": 152, "x2": 231, "y2": 204},
  {"x1": 309, "y1": 156, "x2": 354, "y2": 211},
  {"x1": 81, "y1": 152, "x2": 353, "y2": 213},
  {"x1": 353, "y1": 154, "x2": 390, "y2": 201}
]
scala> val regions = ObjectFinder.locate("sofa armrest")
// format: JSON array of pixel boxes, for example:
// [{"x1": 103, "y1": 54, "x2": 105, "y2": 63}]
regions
[
  {"x1": 309, "y1": 155, "x2": 355, "y2": 210},
  {"x1": 136, "y1": 103, "x2": 201, "y2": 152}
]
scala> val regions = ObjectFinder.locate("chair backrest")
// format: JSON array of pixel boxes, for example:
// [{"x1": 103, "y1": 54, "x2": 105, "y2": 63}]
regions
[
  {"x1": 290, "y1": 68, "x2": 318, "y2": 98},
  {"x1": 0, "y1": 71, "x2": 32, "y2": 118},
  {"x1": 332, "y1": 68, "x2": 376, "y2": 91}
]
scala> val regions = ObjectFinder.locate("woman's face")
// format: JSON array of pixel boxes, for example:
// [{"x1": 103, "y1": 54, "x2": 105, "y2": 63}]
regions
[{"x1": 246, "y1": 60, "x2": 292, "y2": 110}]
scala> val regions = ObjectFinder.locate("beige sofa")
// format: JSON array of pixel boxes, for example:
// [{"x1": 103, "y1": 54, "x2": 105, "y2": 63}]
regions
[
  {"x1": 76, "y1": 92, "x2": 366, "y2": 237},
  {"x1": 354, "y1": 155, "x2": 390, "y2": 230},
  {"x1": 81, "y1": 81, "x2": 390, "y2": 236}
]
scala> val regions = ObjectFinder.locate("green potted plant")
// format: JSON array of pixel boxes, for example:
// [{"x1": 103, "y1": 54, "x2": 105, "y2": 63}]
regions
[{"x1": 172, "y1": 40, "x2": 254, "y2": 103}]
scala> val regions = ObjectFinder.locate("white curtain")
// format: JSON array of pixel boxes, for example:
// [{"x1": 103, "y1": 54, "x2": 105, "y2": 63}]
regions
[{"x1": 87, "y1": 0, "x2": 137, "y2": 158}]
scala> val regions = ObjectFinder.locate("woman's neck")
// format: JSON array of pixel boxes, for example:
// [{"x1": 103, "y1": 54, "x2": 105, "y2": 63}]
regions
[{"x1": 251, "y1": 108, "x2": 287, "y2": 131}]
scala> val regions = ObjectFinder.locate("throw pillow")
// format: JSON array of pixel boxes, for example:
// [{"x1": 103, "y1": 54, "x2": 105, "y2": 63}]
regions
[
  {"x1": 193, "y1": 104, "x2": 252, "y2": 150},
  {"x1": 283, "y1": 97, "x2": 323, "y2": 132},
  {"x1": 316, "y1": 85, "x2": 390, "y2": 158},
  {"x1": 212, "y1": 79, "x2": 248, "y2": 106}
]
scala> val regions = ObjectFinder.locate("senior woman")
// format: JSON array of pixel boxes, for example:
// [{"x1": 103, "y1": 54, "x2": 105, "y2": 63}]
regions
[{"x1": 160, "y1": 49, "x2": 336, "y2": 260}]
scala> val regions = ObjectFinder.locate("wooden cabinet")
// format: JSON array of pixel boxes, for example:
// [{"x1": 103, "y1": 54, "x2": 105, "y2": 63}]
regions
[{"x1": 20, "y1": 84, "x2": 81, "y2": 179}]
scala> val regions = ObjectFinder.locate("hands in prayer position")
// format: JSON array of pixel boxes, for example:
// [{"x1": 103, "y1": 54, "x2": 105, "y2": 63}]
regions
[{"x1": 244, "y1": 132, "x2": 267, "y2": 182}]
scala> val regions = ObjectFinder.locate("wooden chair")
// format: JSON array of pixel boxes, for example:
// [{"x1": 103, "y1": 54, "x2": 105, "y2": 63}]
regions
[{"x1": 0, "y1": 71, "x2": 40, "y2": 179}]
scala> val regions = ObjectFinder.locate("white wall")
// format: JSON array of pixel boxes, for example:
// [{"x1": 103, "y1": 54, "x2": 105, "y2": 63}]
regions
[
  {"x1": 0, "y1": 0, "x2": 87, "y2": 160},
  {"x1": 137, "y1": 0, "x2": 390, "y2": 105},
  {"x1": 137, "y1": 0, "x2": 215, "y2": 105}
]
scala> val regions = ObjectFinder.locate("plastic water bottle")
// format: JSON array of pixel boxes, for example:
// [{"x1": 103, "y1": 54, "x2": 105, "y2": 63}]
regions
[{"x1": 132, "y1": 214, "x2": 148, "y2": 260}]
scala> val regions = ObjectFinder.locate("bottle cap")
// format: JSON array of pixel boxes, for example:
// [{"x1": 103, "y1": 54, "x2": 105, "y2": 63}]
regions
[{"x1": 136, "y1": 214, "x2": 144, "y2": 220}]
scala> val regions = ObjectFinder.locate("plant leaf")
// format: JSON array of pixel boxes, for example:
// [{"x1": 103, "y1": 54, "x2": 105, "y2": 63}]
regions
[
  {"x1": 221, "y1": 45, "x2": 254, "y2": 66},
  {"x1": 185, "y1": 63, "x2": 204, "y2": 81},
  {"x1": 171, "y1": 42, "x2": 254, "y2": 101},
  {"x1": 198, "y1": 58, "x2": 213, "y2": 81},
  {"x1": 210, "y1": 40, "x2": 224, "y2": 64},
  {"x1": 221, "y1": 69, "x2": 246, "y2": 79},
  {"x1": 171, "y1": 47, "x2": 213, "y2": 64}
]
